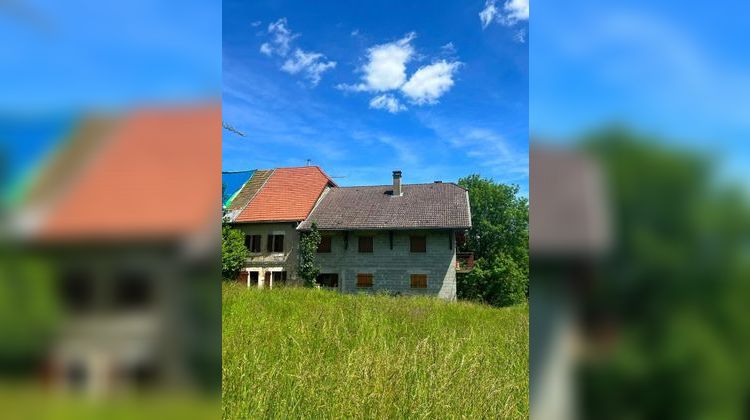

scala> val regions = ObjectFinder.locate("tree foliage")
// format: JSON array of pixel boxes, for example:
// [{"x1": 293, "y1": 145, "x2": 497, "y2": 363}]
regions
[
  {"x1": 457, "y1": 175, "x2": 529, "y2": 306},
  {"x1": 298, "y1": 223, "x2": 322, "y2": 287},
  {"x1": 222, "y1": 223, "x2": 248, "y2": 281},
  {"x1": 574, "y1": 128, "x2": 750, "y2": 418}
]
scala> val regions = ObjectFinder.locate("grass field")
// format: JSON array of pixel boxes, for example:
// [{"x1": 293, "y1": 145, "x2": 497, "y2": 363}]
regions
[{"x1": 222, "y1": 283, "x2": 529, "y2": 418}]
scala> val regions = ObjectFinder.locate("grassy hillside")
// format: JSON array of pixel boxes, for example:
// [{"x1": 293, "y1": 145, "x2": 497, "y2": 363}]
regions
[{"x1": 222, "y1": 283, "x2": 528, "y2": 418}]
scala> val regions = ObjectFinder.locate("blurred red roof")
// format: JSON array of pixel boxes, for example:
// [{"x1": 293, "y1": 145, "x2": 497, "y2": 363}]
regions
[
  {"x1": 235, "y1": 166, "x2": 335, "y2": 223},
  {"x1": 39, "y1": 105, "x2": 220, "y2": 241}
]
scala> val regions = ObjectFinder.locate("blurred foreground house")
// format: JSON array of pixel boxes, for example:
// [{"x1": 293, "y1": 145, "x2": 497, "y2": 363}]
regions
[
  {"x1": 225, "y1": 169, "x2": 472, "y2": 300},
  {"x1": 529, "y1": 145, "x2": 611, "y2": 420},
  {"x1": 10, "y1": 106, "x2": 220, "y2": 396}
]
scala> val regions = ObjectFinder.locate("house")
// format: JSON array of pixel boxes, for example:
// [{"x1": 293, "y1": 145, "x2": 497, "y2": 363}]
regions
[
  {"x1": 8, "y1": 105, "x2": 221, "y2": 396},
  {"x1": 228, "y1": 166, "x2": 472, "y2": 300},
  {"x1": 224, "y1": 166, "x2": 337, "y2": 287}
]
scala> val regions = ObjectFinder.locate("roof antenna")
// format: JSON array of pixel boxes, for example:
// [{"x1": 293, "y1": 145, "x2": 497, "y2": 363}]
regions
[{"x1": 306, "y1": 159, "x2": 312, "y2": 166}]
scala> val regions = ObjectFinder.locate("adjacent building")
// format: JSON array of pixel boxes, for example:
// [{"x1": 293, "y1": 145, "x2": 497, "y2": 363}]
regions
[{"x1": 223, "y1": 166, "x2": 337, "y2": 288}]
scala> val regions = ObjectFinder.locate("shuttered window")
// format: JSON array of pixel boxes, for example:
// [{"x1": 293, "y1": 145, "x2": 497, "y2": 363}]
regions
[
  {"x1": 356, "y1": 273, "x2": 373, "y2": 288},
  {"x1": 410, "y1": 235, "x2": 426, "y2": 253},
  {"x1": 358, "y1": 236, "x2": 373, "y2": 253},
  {"x1": 410, "y1": 274, "x2": 428, "y2": 289}
]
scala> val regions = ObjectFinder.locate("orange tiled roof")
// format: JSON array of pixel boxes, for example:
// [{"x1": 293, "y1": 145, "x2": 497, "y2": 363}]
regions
[
  {"x1": 39, "y1": 105, "x2": 221, "y2": 240},
  {"x1": 235, "y1": 166, "x2": 335, "y2": 223}
]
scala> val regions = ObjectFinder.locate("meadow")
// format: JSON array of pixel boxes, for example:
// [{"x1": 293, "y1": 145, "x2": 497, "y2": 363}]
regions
[{"x1": 222, "y1": 283, "x2": 529, "y2": 418}]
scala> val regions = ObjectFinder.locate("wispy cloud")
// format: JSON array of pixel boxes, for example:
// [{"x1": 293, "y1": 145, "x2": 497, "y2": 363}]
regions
[
  {"x1": 419, "y1": 113, "x2": 528, "y2": 184},
  {"x1": 281, "y1": 49, "x2": 337, "y2": 86},
  {"x1": 259, "y1": 18, "x2": 336, "y2": 86},
  {"x1": 339, "y1": 32, "x2": 461, "y2": 112},
  {"x1": 369, "y1": 94, "x2": 406, "y2": 113},
  {"x1": 480, "y1": 0, "x2": 529, "y2": 29}
]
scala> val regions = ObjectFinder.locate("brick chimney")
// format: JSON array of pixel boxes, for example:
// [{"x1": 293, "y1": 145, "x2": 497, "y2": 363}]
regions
[{"x1": 392, "y1": 170, "x2": 402, "y2": 196}]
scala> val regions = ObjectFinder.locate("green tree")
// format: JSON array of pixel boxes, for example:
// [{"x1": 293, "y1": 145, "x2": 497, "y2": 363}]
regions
[
  {"x1": 222, "y1": 223, "x2": 248, "y2": 280},
  {"x1": 457, "y1": 175, "x2": 528, "y2": 306},
  {"x1": 298, "y1": 223, "x2": 322, "y2": 287}
]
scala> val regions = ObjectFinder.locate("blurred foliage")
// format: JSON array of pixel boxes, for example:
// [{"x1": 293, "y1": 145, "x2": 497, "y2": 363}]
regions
[
  {"x1": 578, "y1": 128, "x2": 750, "y2": 419},
  {"x1": 221, "y1": 224, "x2": 248, "y2": 281},
  {"x1": 0, "y1": 249, "x2": 59, "y2": 375},
  {"x1": 457, "y1": 175, "x2": 529, "y2": 306}
]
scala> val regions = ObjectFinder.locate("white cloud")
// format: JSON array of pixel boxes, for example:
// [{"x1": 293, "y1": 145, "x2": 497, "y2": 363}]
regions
[
  {"x1": 441, "y1": 42, "x2": 456, "y2": 54},
  {"x1": 369, "y1": 94, "x2": 406, "y2": 113},
  {"x1": 514, "y1": 28, "x2": 526, "y2": 43},
  {"x1": 401, "y1": 60, "x2": 461, "y2": 104},
  {"x1": 339, "y1": 32, "x2": 461, "y2": 112},
  {"x1": 480, "y1": 0, "x2": 529, "y2": 29},
  {"x1": 351, "y1": 29, "x2": 359, "y2": 36},
  {"x1": 259, "y1": 18, "x2": 298, "y2": 56},
  {"x1": 251, "y1": 21, "x2": 262, "y2": 27},
  {"x1": 479, "y1": 1, "x2": 499, "y2": 29},
  {"x1": 343, "y1": 32, "x2": 416, "y2": 92},
  {"x1": 259, "y1": 18, "x2": 335, "y2": 86},
  {"x1": 281, "y1": 49, "x2": 337, "y2": 86}
]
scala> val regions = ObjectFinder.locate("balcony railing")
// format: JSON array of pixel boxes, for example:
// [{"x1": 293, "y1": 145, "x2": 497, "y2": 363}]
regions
[{"x1": 456, "y1": 252, "x2": 475, "y2": 273}]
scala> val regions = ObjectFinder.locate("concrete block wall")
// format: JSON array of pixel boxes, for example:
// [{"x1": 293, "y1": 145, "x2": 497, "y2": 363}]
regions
[{"x1": 314, "y1": 229, "x2": 457, "y2": 300}]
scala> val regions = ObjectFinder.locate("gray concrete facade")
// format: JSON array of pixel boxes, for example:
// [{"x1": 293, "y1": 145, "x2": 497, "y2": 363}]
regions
[{"x1": 314, "y1": 229, "x2": 458, "y2": 300}]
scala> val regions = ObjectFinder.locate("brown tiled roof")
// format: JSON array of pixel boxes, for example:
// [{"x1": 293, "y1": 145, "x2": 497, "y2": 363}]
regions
[
  {"x1": 38, "y1": 105, "x2": 220, "y2": 240},
  {"x1": 298, "y1": 183, "x2": 471, "y2": 231},
  {"x1": 227, "y1": 169, "x2": 272, "y2": 211},
  {"x1": 235, "y1": 166, "x2": 335, "y2": 223}
]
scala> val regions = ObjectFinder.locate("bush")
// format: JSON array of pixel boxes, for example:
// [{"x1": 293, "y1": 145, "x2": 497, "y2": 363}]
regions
[
  {"x1": 221, "y1": 224, "x2": 248, "y2": 280},
  {"x1": 458, "y1": 253, "x2": 527, "y2": 307}
]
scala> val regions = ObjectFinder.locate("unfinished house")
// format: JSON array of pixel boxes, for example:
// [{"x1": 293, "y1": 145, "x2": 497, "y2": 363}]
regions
[
  {"x1": 298, "y1": 171, "x2": 472, "y2": 300},
  {"x1": 223, "y1": 166, "x2": 337, "y2": 288}
]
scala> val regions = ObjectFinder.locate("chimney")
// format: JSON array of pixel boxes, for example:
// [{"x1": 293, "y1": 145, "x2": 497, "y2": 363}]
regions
[{"x1": 392, "y1": 170, "x2": 402, "y2": 196}]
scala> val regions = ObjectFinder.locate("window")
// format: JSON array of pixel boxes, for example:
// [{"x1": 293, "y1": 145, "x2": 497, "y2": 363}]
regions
[
  {"x1": 317, "y1": 235, "x2": 332, "y2": 253},
  {"x1": 358, "y1": 236, "x2": 373, "y2": 253},
  {"x1": 356, "y1": 273, "x2": 373, "y2": 288},
  {"x1": 267, "y1": 234, "x2": 284, "y2": 253},
  {"x1": 245, "y1": 235, "x2": 261, "y2": 252},
  {"x1": 249, "y1": 271, "x2": 259, "y2": 285},
  {"x1": 410, "y1": 235, "x2": 426, "y2": 253},
  {"x1": 114, "y1": 270, "x2": 153, "y2": 309},
  {"x1": 316, "y1": 273, "x2": 339, "y2": 288},
  {"x1": 272, "y1": 271, "x2": 287, "y2": 284},
  {"x1": 410, "y1": 274, "x2": 428, "y2": 289}
]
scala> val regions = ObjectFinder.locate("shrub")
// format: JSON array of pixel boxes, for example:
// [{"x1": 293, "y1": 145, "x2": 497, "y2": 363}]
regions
[{"x1": 222, "y1": 224, "x2": 248, "y2": 280}]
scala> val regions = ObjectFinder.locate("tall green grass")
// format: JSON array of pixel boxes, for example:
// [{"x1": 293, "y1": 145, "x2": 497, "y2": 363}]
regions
[{"x1": 222, "y1": 283, "x2": 528, "y2": 418}]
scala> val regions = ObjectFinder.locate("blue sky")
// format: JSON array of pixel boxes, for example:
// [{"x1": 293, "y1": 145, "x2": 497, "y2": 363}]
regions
[
  {"x1": 0, "y1": 0, "x2": 220, "y2": 200},
  {"x1": 222, "y1": 0, "x2": 529, "y2": 192},
  {"x1": 531, "y1": 0, "x2": 750, "y2": 186}
]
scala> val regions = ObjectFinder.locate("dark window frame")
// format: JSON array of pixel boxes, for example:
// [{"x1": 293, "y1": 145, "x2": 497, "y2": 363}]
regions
[
  {"x1": 358, "y1": 236, "x2": 374, "y2": 253},
  {"x1": 317, "y1": 235, "x2": 332, "y2": 253},
  {"x1": 410, "y1": 235, "x2": 427, "y2": 253},
  {"x1": 316, "y1": 273, "x2": 339, "y2": 288},
  {"x1": 267, "y1": 234, "x2": 284, "y2": 253},
  {"x1": 245, "y1": 235, "x2": 262, "y2": 253}
]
